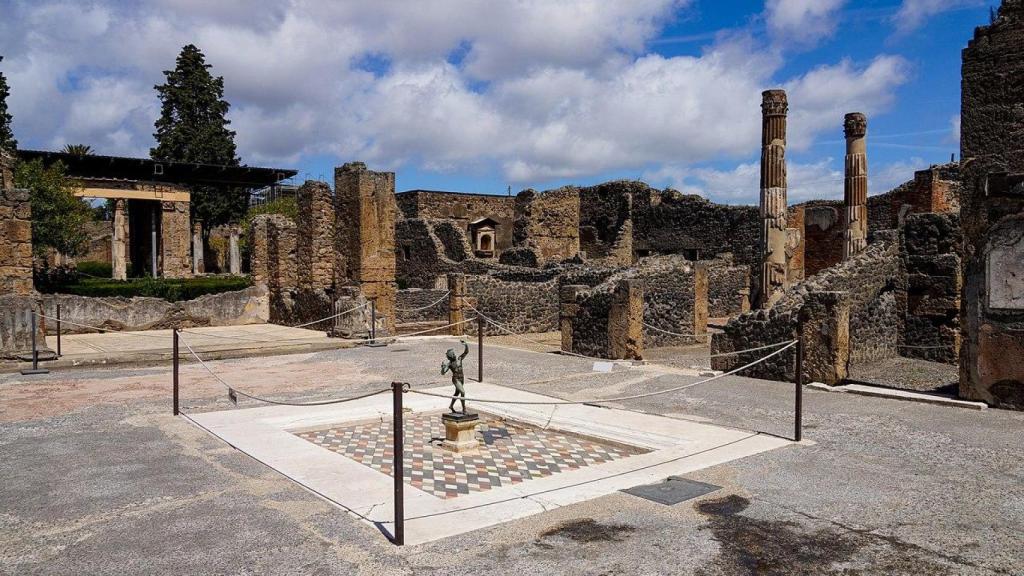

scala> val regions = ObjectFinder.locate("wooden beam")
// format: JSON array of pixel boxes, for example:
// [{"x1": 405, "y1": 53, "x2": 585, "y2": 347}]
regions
[{"x1": 75, "y1": 187, "x2": 190, "y2": 203}]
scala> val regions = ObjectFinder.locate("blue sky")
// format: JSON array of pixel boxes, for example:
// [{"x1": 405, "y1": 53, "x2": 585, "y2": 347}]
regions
[{"x1": 0, "y1": 0, "x2": 995, "y2": 204}]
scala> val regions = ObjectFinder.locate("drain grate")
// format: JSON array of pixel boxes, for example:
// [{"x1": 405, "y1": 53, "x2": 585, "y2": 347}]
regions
[{"x1": 621, "y1": 476, "x2": 721, "y2": 505}]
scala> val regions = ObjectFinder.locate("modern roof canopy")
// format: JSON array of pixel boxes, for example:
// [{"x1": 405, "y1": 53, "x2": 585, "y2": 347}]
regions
[{"x1": 17, "y1": 150, "x2": 297, "y2": 188}]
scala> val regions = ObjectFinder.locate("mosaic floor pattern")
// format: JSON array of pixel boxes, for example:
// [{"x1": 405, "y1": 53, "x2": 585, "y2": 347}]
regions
[{"x1": 295, "y1": 412, "x2": 649, "y2": 499}]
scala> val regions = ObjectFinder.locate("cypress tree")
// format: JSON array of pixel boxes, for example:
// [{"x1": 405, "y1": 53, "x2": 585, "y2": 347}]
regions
[
  {"x1": 151, "y1": 45, "x2": 243, "y2": 226},
  {"x1": 0, "y1": 56, "x2": 17, "y2": 153}
]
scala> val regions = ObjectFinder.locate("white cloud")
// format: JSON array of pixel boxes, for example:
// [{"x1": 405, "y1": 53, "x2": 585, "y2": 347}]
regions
[
  {"x1": 891, "y1": 0, "x2": 984, "y2": 33},
  {"x1": 1, "y1": 0, "x2": 911, "y2": 193},
  {"x1": 646, "y1": 155, "x2": 930, "y2": 205},
  {"x1": 765, "y1": 0, "x2": 847, "y2": 47},
  {"x1": 949, "y1": 114, "x2": 961, "y2": 143}
]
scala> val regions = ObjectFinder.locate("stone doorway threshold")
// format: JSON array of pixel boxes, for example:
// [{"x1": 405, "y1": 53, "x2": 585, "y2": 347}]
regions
[{"x1": 187, "y1": 382, "x2": 796, "y2": 545}]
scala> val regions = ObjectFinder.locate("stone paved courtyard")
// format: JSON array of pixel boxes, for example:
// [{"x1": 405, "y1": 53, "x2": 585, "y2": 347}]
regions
[
  {"x1": 295, "y1": 412, "x2": 648, "y2": 499},
  {"x1": 2, "y1": 336, "x2": 1022, "y2": 574}
]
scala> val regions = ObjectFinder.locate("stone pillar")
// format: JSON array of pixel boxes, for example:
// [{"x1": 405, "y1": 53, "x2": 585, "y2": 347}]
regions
[
  {"x1": 249, "y1": 215, "x2": 272, "y2": 286},
  {"x1": 192, "y1": 221, "x2": 204, "y2": 275},
  {"x1": 843, "y1": 113, "x2": 869, "y2": 260},
  {"x1": 447, "y1": 273, "x2": 467, "y2": 336},
  {"x1": 0, "y1": 187, "x2": 34, "y2": 295},
  {"x1": 559, "y1": 285, "x2": 585, "y2": 353},
  {"x1": 267, "y1": 215, "x2": 297, "y2": 293},
  {"x1": 608, "y1": 279, "x2": 643, "y2": 360},
  {"x1": 334, "y1": 162, "x2": 397, "y2": 335},
  {"x1": 229, "y1": 227, "x2": 241, "y2": 275},
  {"x1": 161, "y1": 201, "x2": 192, "y2": 279},
  {"x1": 959, "y1": 0, "x2": 1024, "y2": 409},
  {"x1": 296, "y1": 180, "x2": 335, "y2": 291},
  {"x1": 111, "y1": 199, "x2": 128, "y2": 280},
  {"x1": 758, "y1": 89, "x2": 789, "y2": 308},
  {"x1": 798, "y1": 291, "x2": 850, "y2": 386}
]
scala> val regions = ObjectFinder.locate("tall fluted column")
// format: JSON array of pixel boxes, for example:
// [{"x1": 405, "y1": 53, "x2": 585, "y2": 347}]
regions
[
  {"x1": 758, "y1": 89, "x2": 789, "y2": 308},
  {"x1": 843, "y1": 113, "x2": 868, "y2": 260}
]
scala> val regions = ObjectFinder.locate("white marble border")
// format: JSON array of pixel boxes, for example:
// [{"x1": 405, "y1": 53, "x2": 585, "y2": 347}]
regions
[{"x1": 189, "y1": 383, "x2": 794, "y2": 544}]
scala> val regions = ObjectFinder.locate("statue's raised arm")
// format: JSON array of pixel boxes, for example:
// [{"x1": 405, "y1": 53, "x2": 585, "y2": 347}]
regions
[{"x1": 459, "y1": 340, "x2": 469, "y2": 360}]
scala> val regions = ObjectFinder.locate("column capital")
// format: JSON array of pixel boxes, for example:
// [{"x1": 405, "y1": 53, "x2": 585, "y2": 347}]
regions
[
  {"x1": 761, "y1": 89, "x2": 788, "y2": 116},
  {"x1": 844, "y1": 112, "x2": 868, "y2": 138}
]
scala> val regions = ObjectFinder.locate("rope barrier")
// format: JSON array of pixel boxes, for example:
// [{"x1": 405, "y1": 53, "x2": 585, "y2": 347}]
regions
[
  {"x1": 641, "y1": 321, "x2": 699, "y2": 338},
  {"x1": 407, "y1": 340, "x2": 797, "y2": 406},
  {"x1": 394, "y1": 291, "x2": 451, "y2": 313},
  {"x1": 177, "y1": 332, "x2": 391, "y2": 406},
  {"x1": 289, "y1": 301, "x2": 369, "y2": 329},
  {"x1": 708, "y1": 339, "x2": 795, "y2": 358},
  {"x1": 33, "y1": 312, "x2": 171, "y2": 340}
]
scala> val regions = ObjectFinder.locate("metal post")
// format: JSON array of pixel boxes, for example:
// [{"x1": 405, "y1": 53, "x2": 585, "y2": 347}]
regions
[
  {"x1": 56, "y1": 304, "x2": 61, "y2": 357},
  {"x1": 21, "y1": 312, "x2": 49, "y2": 375},
  {"x1": 795, "y1": 335, "x2": 803, "y2": 442},
  {"x1": 172, "y1": 329, "x2": 180, "y2": 415},
  {"x1": 391, "y1": 381, "x2": 405, "y2": 546},
  {"x1": 478, "y1": 317, "x2": 484, "y2": 383}
]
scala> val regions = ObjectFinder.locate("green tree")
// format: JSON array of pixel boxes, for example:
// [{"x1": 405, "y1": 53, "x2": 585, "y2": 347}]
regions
[
  {"x1": 151, "y1": 44, "x2": 242, "y2": 226},
  {"x1": 14, "y1": 159, "x2": 92, "y2": 258},
  {"x1": 0, "y1": 55, "x2": 16, "y2": 153},
  {"x1": 62, "y1": 143, "x2": 93, "y2": 156}
]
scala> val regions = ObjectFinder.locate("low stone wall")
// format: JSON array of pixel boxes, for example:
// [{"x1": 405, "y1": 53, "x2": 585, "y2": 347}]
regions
[
  {"x1": 707, "y1": 263, "x2": 750, "y2": 317},
  {"x1": 396, "y1": 289, "x2": 449, "y2": 324},
  {"x1": 270, "y1": 287, "x2": 372, "y2": 338},
  {"x1": 466, "y1": 275, "x2": 559, "y2": 335},
  {"x1": 40, "y1": 286, "x2": 270, "y2": 334},
  {"x1": 0, "y1": 295, "x2": 45, "y2": 359},
  {"x1": 712, "y1": 236, "x2": 901, "y2": 382},
  {"x1": 562, "y1": 279, "x2": 643, "y2": 360},
  {"x1": 635, "y1": 258, "x2": 708, "y2": 348}
]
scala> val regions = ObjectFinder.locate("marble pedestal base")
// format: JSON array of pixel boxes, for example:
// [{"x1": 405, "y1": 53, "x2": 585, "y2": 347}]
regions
[{"x1": 441, "y1": 412, "x2": 480, "y2": 453}]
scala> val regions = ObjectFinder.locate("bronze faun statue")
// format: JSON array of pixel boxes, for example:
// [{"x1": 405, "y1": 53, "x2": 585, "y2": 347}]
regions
[{"x1": 441, "y1": 340, "x2": 469, "y2": 413}]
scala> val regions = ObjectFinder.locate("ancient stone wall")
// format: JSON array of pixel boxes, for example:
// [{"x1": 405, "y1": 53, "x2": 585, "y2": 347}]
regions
[
  {"x1": 40, "y1": 286, "x2": 269, "y2": 334},
  {"x1": 296, "y1": 181, "x2": 335, "y2": 291},
  {"x1": 396, "y1": 219, "x2": 495, "y2": 289},
  {"x1": 0, "y1": 186, "x2": 34, "y2": 295},
  {"x1": 900, "y1": 213, "x2": 962, "y2": 364},
  {"x1": 334, "y1": 162, "x2": 397, "y2": 334},
  {"x1": 270, "y1": 286, "x2": 371, "y2": 337},
  {"x1": 465, "y1": 275, "x2": 560, "y2": 335},
  {"x1": 563, "y1": 278, "x2": 643, "y2": 360},
  {"x1": 160, "y1": 201, "x2": 192, "y2": 279},
  {"x1": 395, "y1": 289, "x2": 449, "y2": 324},
  {"x1": 707, "y1": 263, "x2": 751, "y2": 317},
  {"x1": 960, "y1": 0, "x2": 1024, "y2": 409},
  {"x1": 711, "y1": 236, "x2": 901, "y2": 382},
  {"x1": 514, "y1": 186, "x2": 580, "y2": 263},
  {"x1": 396, "y1": 190, "x2": 514, "y2": 258},
  {"x1": 640, "y1": 192, "x2": 761, "y2": 266},
  {"x1": 639, "y1": 260, "x2": 708, "y2": 347}
]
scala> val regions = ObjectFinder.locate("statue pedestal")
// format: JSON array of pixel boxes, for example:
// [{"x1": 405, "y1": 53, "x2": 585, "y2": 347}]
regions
[{"x1": 441, "y1": 412, "x2": 480, "y2": 453}]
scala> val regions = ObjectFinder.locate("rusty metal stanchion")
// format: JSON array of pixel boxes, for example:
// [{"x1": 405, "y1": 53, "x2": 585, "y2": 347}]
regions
[
  {"x1": 478, "y1": 317, "x2": 484, "y2": 383},
  {"x1": 173, "y1": 329, "x2": 180, "y2": 416},
  {"x1": 56, "y1": 304, "x2": 62, "y2": 357},
  {"x1": 391, "y1": 381, "x2": 407, "y2": 545},
  {"x1": 20, "y1": 311, "x2": 49, "y2": 375},
  {"x1": 795, "y1": 334, "x2": 803, "y2": 442}
]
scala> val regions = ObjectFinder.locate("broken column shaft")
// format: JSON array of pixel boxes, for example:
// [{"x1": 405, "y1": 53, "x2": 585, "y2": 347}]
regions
[
  {"x1": 758, "y1": 89, "x2": 789, "y2": 308},
  {"x1": 843, "y1": 113, "x2": 868, "y2": 260}
]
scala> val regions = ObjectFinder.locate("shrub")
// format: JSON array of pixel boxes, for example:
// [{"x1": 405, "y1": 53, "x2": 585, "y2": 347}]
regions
[
  {"x1": 40, "y1": 275, "x2": 252, "y2": 302},
  {"x1": 76, "y1": 260, "x2": 113, "y2": 278}
]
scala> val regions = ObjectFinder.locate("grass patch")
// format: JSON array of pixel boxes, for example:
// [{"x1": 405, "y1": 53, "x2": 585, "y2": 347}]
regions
[{"x1": 41, "y1": 275, "x2": 252, "y2": 302}]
